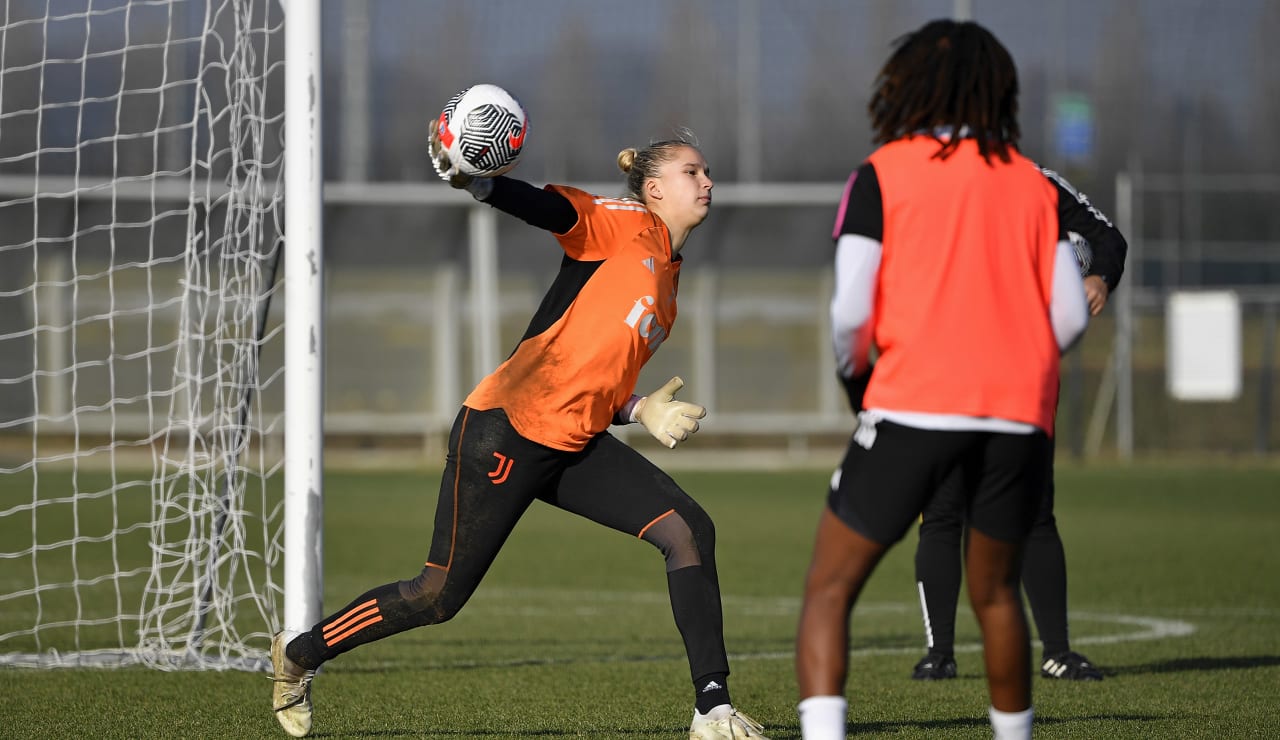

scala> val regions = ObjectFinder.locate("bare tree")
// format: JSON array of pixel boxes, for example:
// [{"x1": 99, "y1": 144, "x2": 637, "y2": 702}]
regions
[
  {"x1": 371, "y1": 4, "x2": 480, "y2": 181},
  {"x1": 645, "y1": 3, "x2": 731, "y2": 178},
  {"x1": 535, "y1": 18, "x2": 608, "y2": 183},
  {"x1": 1092, "y1": 3, "x2": 1152, "y2": 200},
  {"x1": 1248, "y1": 0, "x2": 1280, "y2": 177}
]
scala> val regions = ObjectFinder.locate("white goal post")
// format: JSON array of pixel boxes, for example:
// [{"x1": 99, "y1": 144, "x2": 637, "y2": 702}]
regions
[{"x1": 0, "y1": 0, "x2": 322, "y2": 669}]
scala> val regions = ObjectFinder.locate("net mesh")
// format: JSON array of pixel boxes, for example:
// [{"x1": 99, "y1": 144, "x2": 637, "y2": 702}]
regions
[{"x1": 0, "y1": 0, "x2": 286, "y2": 670}]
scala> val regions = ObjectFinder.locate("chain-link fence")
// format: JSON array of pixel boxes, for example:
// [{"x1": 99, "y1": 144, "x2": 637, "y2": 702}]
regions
[{"x1": 3, "y1": 0, "x2": 1277, "y2": 463}]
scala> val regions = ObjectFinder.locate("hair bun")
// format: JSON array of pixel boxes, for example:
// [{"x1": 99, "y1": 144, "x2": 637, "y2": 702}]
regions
[{"x1": 617, "y1": 148, "x2": 638, "y2": 174}]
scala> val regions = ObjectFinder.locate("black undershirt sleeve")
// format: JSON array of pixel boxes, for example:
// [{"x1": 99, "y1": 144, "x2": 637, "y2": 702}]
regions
[
  {"x1": 834, "y1": 163, "x2": 883, "y2": 241},
  {"x1": 1041, "y1": 169, "x2": 1128, "y2": 290},
  {"x1": 833, "y1": 162, "x2": 882, "y2": 412},
  {"x1": 481, "y1": 176, "x2": 579, "y2": 235}
]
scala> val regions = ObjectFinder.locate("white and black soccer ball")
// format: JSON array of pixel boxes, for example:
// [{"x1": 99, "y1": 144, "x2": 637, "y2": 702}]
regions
[
  {"x1": 1067, "y1": 230, "x2": 1093, "y2": 276},
  {"x1": 436, "y1": 84, "x2": 528, "y2": 178}
]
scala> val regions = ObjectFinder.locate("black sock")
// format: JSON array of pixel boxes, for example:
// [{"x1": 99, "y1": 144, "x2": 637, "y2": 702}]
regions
[
  {"x1": 1022, "y1": 526, "x2": 1071, "y2": 656},
  {"x1": 285, "y1": 582, "x2": 412, "y2": 670},
  {"x1": 694, "y1": 672, "x2": 731, "y2": 714},
  {"x1": 665, "y1": 566, "x2": 731, "y2": 699},
  {"x1": 914, "y1": 529, "x2": 962, "y2": 657},
  {"x1": 285, "y1": 629, "x2": 323, "y2": 670}
]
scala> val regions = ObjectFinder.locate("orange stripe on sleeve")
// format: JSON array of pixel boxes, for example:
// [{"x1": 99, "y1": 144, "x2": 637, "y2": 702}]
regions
[{"x1": 636, "y1": 508, "x2": 676, "y2": 539}]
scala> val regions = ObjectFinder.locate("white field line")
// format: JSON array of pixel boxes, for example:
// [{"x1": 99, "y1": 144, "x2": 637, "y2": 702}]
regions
[
  {"x1": 0, "y1": 588, "x2": 1200, "y2": 670},
  {"x1": 731, "y1": 611, "x2": 1197, "y2": 662},
  {"x1": 460, "y1": 588, "x2": 1197, "y2": 661}
]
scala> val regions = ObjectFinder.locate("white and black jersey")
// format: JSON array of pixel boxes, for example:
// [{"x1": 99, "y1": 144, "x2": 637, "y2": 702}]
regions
[{"x1": 1040, "y1": 167, "x2": 1128, "y2": 289}]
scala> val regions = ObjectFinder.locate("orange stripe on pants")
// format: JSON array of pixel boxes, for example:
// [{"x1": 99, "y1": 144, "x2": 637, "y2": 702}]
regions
[
  {"x1": 322, "y1": 598, "x2": 380, "y2": 645},
  {"x1": 324, "y1": 614, "x2": 384, "y2": 646}
]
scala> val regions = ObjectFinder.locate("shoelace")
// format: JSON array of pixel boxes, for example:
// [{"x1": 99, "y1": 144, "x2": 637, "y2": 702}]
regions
[
  {"x1": 720, "y1": 710, "x2": 765, "y2": 737},
  {"x1": 271, "y1": 671, "x2": 315, "y2": 712}
]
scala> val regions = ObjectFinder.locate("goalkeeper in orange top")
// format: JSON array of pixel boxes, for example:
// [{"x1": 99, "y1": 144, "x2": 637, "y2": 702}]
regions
[{"x1": 268, "y1": 122, "x2": 768, "y2": 740}]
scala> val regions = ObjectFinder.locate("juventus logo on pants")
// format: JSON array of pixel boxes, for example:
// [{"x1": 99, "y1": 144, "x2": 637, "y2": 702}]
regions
[{"x1": 488, "y1": 452, "x2": 513, "y2": 485}]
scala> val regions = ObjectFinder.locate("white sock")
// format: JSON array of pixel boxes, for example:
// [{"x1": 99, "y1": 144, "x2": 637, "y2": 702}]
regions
[
  {"x1": 797, "y1": 695, "x2": 847, "y2": 740},
  {"x1": 989, "y1": 705, "x2": 1033, "y2": 740}
]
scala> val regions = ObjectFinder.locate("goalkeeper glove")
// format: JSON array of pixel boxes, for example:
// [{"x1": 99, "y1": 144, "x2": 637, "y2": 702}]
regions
[
  {"x1": 633, "y1": 377, "x2": 706, "y2": 449},
  {"x1": 428, "y1": 119, "x2": 493, "y2": 200}
]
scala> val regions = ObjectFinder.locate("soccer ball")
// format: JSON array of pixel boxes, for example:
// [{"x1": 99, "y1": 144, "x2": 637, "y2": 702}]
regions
[
  {"x1": 436, "y1": 84, "x2": 528, "y2": 178},
  {"x1": 1067, "y1": 230, "x2": 1093, "y2": 276}
]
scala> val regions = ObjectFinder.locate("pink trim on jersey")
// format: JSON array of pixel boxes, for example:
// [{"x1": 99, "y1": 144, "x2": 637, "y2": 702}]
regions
[{"x1": 831, "y1": 169, "x2": 860, "y2": 241}]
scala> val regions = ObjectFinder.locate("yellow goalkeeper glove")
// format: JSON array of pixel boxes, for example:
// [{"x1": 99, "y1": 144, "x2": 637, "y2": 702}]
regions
[{"x1": 634, "y1": 377, "x2": 706, "y2": 449}]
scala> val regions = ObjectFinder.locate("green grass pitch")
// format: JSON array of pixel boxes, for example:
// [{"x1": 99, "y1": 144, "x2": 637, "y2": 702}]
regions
[{"x1": 1, "y1": 461, "x2": 1278, "y2": 738}]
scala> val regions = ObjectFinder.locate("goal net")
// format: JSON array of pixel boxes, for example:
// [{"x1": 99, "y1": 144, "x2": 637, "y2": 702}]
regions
[{"x1": 0, "y1": 0, "x2": 292, "y2": 669}]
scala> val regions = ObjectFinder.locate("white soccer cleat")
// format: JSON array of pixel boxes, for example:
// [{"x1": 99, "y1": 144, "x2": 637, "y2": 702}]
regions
[
  {"x1": 270, "y1": 630, "x2": 315, "y2": 737},
  {"x1": 689, "y1": 705, "x2": 770, "y2": 739}
]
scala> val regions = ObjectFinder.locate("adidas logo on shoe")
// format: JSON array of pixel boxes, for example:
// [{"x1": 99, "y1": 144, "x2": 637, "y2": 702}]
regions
[{"x1": 1040, "y1": 651, "x2": 1104, "y2": 681}]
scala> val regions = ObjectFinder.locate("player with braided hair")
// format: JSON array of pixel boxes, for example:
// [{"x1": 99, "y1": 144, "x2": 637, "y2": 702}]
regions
[{"x1": 795, "y1": 19, "x2": 1089, "y2": 740}]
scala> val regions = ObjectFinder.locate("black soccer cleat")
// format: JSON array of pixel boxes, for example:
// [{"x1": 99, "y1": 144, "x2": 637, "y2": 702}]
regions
[
  {"x1": 911, "y1": 651, "x2": 958, "y2": 680},
  {"x1": 1041, "y1": 650, "x2": 1104, "y2": 681}
]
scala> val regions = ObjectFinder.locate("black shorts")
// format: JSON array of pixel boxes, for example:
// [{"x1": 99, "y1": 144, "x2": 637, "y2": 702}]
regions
[
  {"x1": 920, "y1": 435, "x2": 1058, "y2": 532},
  {"x1": 828, "y1": 415, "x2": 1051, "y2": 545}
]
